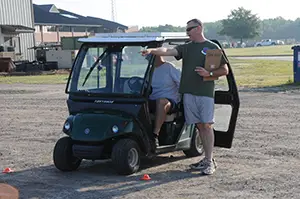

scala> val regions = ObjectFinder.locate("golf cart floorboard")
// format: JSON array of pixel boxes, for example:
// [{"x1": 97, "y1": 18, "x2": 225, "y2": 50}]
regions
[{"x1": 155, "y1": 144, "x2": 177, "y2": 154}]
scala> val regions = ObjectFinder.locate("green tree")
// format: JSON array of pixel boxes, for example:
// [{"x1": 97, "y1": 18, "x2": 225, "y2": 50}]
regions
[{"x1": 219, "y1": 7, "x2": 260, "y2": 43}]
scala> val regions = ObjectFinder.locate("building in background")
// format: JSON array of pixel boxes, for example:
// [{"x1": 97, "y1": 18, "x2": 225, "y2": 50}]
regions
[
  {"x1": 33, "y1": 4, "x2": 128, "y2": 45},
  {"x1": 126, "y1": 26, "x2": 139, "y2": 33},
  {"x1": 0, "y1": 0, "x2": 35, "y2": 61}
]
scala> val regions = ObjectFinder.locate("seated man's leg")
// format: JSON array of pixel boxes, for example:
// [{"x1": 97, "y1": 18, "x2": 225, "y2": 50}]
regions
[{"x1": 153, "y1": 98, "x2": 174, "y2": 135}]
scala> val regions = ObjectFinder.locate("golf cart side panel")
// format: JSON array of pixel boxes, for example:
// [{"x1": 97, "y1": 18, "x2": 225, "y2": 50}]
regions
[{"x1": 211, "y1": 39, "x2": 240, "y2": 148}]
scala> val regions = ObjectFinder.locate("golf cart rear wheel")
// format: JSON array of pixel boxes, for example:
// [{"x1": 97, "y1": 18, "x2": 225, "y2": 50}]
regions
[
  {"x1": 111, "y1": 139, "x2": 141, "y2": 175},
  {"x1": 53, "y1": 137, "x2": 82, "y2": 171},
  {"x1": 183, "y1": 127, "x2": 204, "y2": 157}
]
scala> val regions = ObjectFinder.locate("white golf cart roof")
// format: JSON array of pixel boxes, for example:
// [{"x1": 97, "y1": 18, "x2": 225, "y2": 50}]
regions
[{"x1": 78, "y1": 32, "x2": 189, "y2": 43}]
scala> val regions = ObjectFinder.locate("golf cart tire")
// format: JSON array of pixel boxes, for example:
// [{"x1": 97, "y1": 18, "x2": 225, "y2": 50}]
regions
[
  {"x1": 111, "y1": 138, "x2": 141, "y2": 175},
  {"x1": 183, "y1": 127, "x2": 204, "y2": 157},
  {"x1": 53, "y1": 137, "x2": 82, "y2": 171}
]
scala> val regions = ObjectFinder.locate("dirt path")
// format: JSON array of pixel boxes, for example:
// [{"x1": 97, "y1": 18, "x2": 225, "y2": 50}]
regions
[{"x1": 0, "y1": 84, "x2": 299, "y2": 199}]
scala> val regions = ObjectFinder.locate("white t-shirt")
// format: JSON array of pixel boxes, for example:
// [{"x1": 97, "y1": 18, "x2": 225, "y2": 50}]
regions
[{"x1": 150, "y1": 62, "x2": 181, "y2": 103}]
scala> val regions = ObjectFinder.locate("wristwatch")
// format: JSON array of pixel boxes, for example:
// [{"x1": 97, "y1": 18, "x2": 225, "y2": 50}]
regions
[{"x1": 209, "y1": 71, "x2": 213, "y2": 77}]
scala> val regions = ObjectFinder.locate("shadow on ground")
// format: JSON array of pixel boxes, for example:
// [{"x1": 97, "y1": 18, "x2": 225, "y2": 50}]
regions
[{"x1": 0, "y1": 155, "x2": 203, "y2": 199}]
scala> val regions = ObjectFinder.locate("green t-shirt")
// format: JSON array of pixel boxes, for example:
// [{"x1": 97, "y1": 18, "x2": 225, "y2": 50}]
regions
[{"x1": 175, "y1": 40, "x2": 228, "y2": 98}]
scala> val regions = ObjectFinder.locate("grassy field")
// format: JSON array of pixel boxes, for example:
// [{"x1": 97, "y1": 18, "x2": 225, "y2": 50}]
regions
[
  {"x1": 225, "y1": 45, "x2": 294, "y2": 56},
  {"x1": 0, "y1": 74, "x2": 69, "y2": 84},
  {"x1": 0, "y1": 59, "x2": 297, "y2": 88},
  {"x1": 228, "y1": 58, "x2": 294, "y2": 88}
]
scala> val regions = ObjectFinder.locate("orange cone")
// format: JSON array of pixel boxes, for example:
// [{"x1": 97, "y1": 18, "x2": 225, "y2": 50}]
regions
[
  {"x1": 141, "y1": 174, "x2": 151, "y2": 180},
  {"x1": 2, "y1": 168, "x2": 13, "y2": 173}
]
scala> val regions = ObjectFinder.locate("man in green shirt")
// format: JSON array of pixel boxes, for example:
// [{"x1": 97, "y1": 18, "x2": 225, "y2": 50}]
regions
[{"x1": 141, "y1": 18, "x2": 229, "y2": 175}]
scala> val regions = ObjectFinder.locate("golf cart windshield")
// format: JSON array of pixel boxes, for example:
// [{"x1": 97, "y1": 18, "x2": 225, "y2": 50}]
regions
[{"x1": 67, "y1": 44, "x2": 151, "y2": 96}]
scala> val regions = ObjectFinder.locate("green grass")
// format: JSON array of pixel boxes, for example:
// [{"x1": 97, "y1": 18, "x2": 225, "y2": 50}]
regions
[
  {"x1": 0, "y1": 74, "x2": 69, "y2": 84},
  {"x1": 225, "y1": 45, "x2": 294, "y2": 56},
  {"x1": 228, "y1": 58, "x2": 294, "y2": 87},
  {"x1": 0, "y1": 59, "x2": 298, "y2": 89}
]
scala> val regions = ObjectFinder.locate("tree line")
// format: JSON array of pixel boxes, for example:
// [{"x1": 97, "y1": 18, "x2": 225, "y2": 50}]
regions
[{"x1": 139, "y1": 7, "x2": 300, "y2": 44}]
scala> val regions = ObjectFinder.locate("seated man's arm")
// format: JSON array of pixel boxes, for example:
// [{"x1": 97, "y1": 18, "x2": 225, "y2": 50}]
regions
[
  {"x1": 169, "y1": 65, "x2": 182, "y2": 105},
  {"x1": 170, "y1": 65, "x2": 181, "y2": 89}
]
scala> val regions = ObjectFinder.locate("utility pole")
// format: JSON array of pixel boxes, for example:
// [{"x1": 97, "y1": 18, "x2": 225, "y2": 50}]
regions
[{"x1": 111, "y1": 0, "x2": 116, "y2": 21}]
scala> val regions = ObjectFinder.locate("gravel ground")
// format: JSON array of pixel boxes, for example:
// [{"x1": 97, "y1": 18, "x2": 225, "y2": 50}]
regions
[{"x1": 0, "y1": 83, "x2": 299, "y2": 199}]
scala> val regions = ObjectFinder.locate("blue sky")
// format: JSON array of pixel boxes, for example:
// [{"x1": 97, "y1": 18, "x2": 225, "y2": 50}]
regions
[{"x1": 33, "y1": 0, "x2": 299, "y2": 27}]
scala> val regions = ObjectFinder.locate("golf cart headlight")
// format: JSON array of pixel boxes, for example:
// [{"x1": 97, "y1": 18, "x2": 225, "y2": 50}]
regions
[
  {"x1": 112, "y1": 125, "x2": 119, "y2": 133},
  {"x1": 63, "y1": 121, "x2": 71, "y2": 134},
  {"x1": 64, "y1": 122, "x2": 71, "y2": 130}
]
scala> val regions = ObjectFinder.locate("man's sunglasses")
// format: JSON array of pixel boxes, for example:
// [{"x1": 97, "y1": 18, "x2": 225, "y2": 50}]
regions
[{"x1": 186, "y1": 26, "x2": 199, "y2": 32}]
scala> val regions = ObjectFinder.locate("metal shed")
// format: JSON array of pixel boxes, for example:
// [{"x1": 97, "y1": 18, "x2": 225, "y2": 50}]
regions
[{"x1": 0, "y1": 0, "x2": 35, "y2": 61}]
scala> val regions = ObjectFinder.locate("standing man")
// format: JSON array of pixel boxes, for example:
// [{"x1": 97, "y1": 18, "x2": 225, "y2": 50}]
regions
[{"x1": 141, "y1": 18, "x2": 229, "y2": 175}]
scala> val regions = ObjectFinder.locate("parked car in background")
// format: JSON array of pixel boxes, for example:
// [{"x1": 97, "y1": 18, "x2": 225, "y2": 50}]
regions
[
  {"x1": 254, "y1": 39, "x2": 277, "y2": 47},
  {"x1": 254, "y1": 39, "x2": 285, "y2": 47}
]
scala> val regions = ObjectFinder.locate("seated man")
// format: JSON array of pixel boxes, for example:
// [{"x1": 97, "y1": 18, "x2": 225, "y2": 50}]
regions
[{"x1": 146, "y1": 54, "x2": 181, "y2": 146}]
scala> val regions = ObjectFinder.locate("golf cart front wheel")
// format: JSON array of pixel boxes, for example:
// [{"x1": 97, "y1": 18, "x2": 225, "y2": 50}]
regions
[
  {"x1": 53, "y1": 137, "x2": 82, "y2": 171},
  {"x1": 111, "y1": 138, "x2": 141, "y2": 175},
  {"x1": 183, "y1": 127, "x2": 204, "y2": 157}
]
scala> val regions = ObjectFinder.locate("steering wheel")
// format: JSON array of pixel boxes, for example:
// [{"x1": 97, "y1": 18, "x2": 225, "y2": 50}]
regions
[{"x1": 127, "y1": 76, "x2": 144, "y2": 93}]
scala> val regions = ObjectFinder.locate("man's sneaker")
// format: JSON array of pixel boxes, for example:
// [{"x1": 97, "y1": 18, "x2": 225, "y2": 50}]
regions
[
  {"x1": 189, "y1": 157, "x2": 208, "y2": 170},
  {"x1": 201, "y1": 160, "x2": 216, "y2": 175},
  {"x1": 189, "y1": 157, "x2": 217, "y2": 170}
]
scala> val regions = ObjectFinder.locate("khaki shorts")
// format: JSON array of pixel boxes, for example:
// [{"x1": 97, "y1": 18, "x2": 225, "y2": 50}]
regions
[{"x1": 183, "y1": 93, "x2": 214, "y2": 124}]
